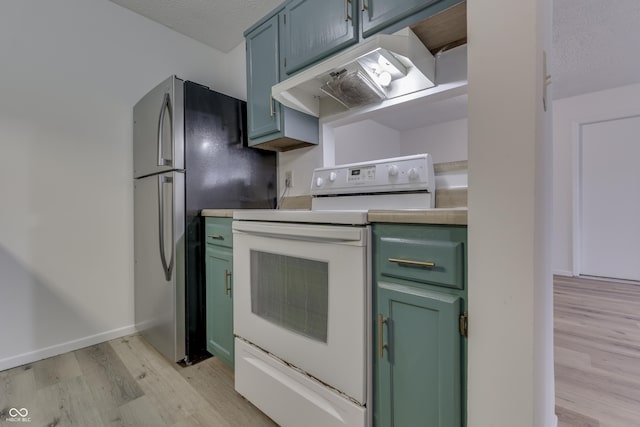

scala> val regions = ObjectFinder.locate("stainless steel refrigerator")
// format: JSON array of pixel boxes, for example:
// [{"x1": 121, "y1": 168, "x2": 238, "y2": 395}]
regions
[{"x1": 133, "y1": 76, "x2": 276, "y2": 364}]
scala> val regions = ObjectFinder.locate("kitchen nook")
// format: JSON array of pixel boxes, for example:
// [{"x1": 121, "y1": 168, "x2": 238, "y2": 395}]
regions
[{"x1": 0, "y1": 0, "x2": 560, "y2": 426}]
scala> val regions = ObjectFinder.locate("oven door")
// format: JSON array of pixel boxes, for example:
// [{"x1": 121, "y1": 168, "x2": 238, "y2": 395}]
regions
[{"x1": 233, "y1": 220, "x2": 369, "y2": 404}]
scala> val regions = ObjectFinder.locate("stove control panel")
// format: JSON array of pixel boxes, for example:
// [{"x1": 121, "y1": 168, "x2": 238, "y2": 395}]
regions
[
  {"x1": 348, "y1": 165, "x2": 376, "y2": 183},
  {"x1": 310, "y1": 153, "x2": 434, "y2": 196}
]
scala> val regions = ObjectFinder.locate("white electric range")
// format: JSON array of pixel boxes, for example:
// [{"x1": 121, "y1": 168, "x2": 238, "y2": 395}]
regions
[{"x1": 232, "y1": 154, "x2": 435, "y2": 427}]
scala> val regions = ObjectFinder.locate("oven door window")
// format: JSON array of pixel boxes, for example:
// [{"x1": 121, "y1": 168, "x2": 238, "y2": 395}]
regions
[{"x1": 250, "y1": 250, "x2": 328, "y2": 342}]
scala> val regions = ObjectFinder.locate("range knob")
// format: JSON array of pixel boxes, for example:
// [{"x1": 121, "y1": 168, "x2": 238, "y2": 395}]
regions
[
  {"x1": 329, "y1": 172, "x2": 337, "y2": 182},
  {"x1": 315, "y1": 177, "x2": 324, "y2": 187},
  {"x1": 388, "y1": 165, "x2": 399, "y2": 177},
  {"x1": 408, "y1": 168, "x2": 419, "y2": 180}
]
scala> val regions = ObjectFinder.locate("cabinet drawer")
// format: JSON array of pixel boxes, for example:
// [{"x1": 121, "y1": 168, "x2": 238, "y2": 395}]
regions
[
  {"x1": 377, "y1": 235, "x2": 464, "y2": 289},
  {"x1": 205, "y1": 218, "x2": 233, "y2": 248}
]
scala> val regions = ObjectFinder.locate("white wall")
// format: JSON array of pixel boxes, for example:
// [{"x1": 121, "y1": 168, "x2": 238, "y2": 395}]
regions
[
  {"x1": 0, "y1": 0, "x2": 244, "y2": 370},
  {"x1": 279, "y1": 120, "x2": 402, "y2": 197},
  {"x1": 400, "y1": 118, "x2": 468, "y2": 162},
  {"x1": 279, "y1": 115, "x2": 468, "y2": 197},
  {"x1": 333, "y1": 120, "x2": 401, "y2": 164},
  {"x1": 224, "y1": 41, "x2": 249, "y2": 101},
  {"x1": 278, "y1": 145, "x2": 323, "y2": 197},
  {"x1": 552, "y1": 83, "x2": 640, "y2": 276},
  {"x1": 467, "y1": 0, "x2": 555, "y2": 425}
]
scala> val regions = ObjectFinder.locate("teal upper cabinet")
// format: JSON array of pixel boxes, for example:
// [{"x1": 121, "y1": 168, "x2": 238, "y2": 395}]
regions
[
  {"x1": 244, "y1": 0, "x2": 466, "y2": 151},
  {"x1": 246, "y1": 14, "x2": 281, "y2": 142},
  {"x1": 245, "y1": 11, "x2": 319, "y2": 152},
  {"x1": 362, "y1": 0, "x2": 437, "y2": 37},
  {"x1": 281, "y1": 0, "x2": 359, "y2": 77},
  {"x1": 361, "y1": 0, "x2": 462, "y2": 38}
]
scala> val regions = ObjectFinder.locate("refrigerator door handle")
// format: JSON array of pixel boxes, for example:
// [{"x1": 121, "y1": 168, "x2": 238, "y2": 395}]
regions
[
  {"x1": 237, "y1": 101, "x2": 244, "y2": 147},
  {"x1": 157, "y1": 93, "x2": 173, "y2": 167},
  {"x1": 158, "y1": 175, "x2": 175, "y2": 281}
]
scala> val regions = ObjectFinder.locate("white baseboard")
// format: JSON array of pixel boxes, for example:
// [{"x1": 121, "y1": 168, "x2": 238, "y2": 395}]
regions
[
  {"x1": 0, "y1": 324, "x2": 136, "y2": 372},
  {"x1": 553, "y1": 414, "x2": 558, "y2": 427},
  {"x1": 553, "y1": 269, "x2": 573, "y2": 277}
]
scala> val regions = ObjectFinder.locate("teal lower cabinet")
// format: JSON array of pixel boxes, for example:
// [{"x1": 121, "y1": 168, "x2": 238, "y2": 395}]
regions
[
  {"x1": 373, "y1": 223, "x2": 467, "y2": 427},
  {"x1": 374, "y1": 282, "x2": 461, "y2": 426},
  {"x1": 205, "y1": 218, "x2": 234, "y2": 369}
]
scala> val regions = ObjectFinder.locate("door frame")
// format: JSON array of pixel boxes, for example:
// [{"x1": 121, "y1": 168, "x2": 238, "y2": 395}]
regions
[{"x1": 571, "y1": 113, "x2": 640, "y2": 277}]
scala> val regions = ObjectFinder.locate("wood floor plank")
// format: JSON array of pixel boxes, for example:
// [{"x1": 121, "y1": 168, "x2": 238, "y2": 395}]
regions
[
  {"x1": 32, "y1": 351, "x2": 82, "y2": 389},
  {"x1": 556, "y1": 364, "x2": 640, "y2": 409},
  {"x1": 169, "y1": 402, "x2": 236, "y2": 427},
  {"x1": 74, "y1": 341, "x2": 144, "y2": 407},
  {"x1": 589, "y1": 348, "x2": 640, "y2": 378},
  {"x1": 554, "y1": 346, "x2": 592, "y2": 370},
  {"x1": 554, "y1": 325, "x2": 640, "y2": 356},
  {"x1": 0, "y1": 363, "x2": 34, "y2": 380},
  {"x1": 0, "y1": 368, "x2": 37, "y2": 420},
  {"x1": 556, "y1": 404, "x2": 600, "y2": 427},
  {"x1": 554, "y1": 275, "x2": 640, "y2": 427},
  {"x1": 176, "y1": 357, "x2": 276, "y2": 427},
  {"x1": 31, "y1": 375, "x2": 105, "y2": 427},
  {"x1": 555, "y1": 385, "x2": 640, "y2": 427},
  {"x1": 109, "y1": 335, "x2": 219, "y2": 426},
  {"x1": 117, "y1": 395, "x2": 168, "y2": 427}
]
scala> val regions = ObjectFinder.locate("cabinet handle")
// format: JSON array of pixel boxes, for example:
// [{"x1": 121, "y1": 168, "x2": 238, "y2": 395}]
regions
[
  {"x1": 345, "y1": 0, "x2": 352, "y2": 21},
  {"x1": 361, "y1": 0, "x2": 368, "y2": 12},
  {"x1": 224, "y1": 269, "x2": 232, "y2": 295},
  {"x1": 378, "y1": 314, "x2": 388, "y2": 359},
  {"x1": 208, "y1": 234, "x2": 224, "y2": 240},
  {"x1": 388, "y1": 258, "x2": 436, "y2": 268},
  {"x1": 269, "y1": 95, "x2": 275, "y2": 117}
]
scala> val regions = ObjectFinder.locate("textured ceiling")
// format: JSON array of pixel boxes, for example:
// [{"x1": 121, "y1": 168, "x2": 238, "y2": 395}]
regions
[
  {"x1": 108, "y1": 0, "x2": 282, "y2": 53},
  {"x1": 108, "y1": 0, "x2": 640, "y2": 99},
  {"x1": 551, "y1": 0, "x2": 640, "y2": 99}
]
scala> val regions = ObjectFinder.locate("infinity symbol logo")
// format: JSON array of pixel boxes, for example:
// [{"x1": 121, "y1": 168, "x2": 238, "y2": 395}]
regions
[{"x1": 8, "y1": 408, "x2": 28, "y2": 417}]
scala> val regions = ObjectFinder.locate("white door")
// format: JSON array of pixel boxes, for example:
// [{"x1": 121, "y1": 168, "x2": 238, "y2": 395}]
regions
[
  {"x1": 579, "y1": 115, "x2": 640, "y2": 281},
  {"x1": 233, "y1": 221, "x2": 369, "y2": 404}
]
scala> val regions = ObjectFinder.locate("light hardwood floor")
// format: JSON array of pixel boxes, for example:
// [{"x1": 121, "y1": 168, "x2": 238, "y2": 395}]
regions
[
  {"x1": 2, "y1": 275, "x2": 639, "y2": 426},
  {"x1": 0, "y1": 335, "x2": 275, "y2": 426},
  {"x1": 555, "y1": 275, "x2": 640, "y2": 427}
]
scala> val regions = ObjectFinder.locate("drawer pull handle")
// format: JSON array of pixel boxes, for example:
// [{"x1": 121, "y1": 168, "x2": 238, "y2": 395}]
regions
[
  {"x1": 388, "y1": 258, "x2": 436, "y2": 268},
  {"x1": 224, "y1": 269, "x2": 232, "y2": 295},
  {"x1": 208, "y1": 234, "x2": 224, "y2": 240},
  {"x1": 345, "y1": 0, "x2": 352, "y2": 21},
  {"x1": 378, "y1": 314, "x2": 388, "y2": 359}
]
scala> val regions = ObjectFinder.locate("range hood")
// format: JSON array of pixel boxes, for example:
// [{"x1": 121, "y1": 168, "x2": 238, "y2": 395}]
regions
[{"x1": 272, "y1": 28, "x2": 436, "y2": 117}]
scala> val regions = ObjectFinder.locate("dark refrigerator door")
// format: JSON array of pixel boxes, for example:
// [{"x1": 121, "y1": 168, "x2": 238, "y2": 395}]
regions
[
  {"x1": 184, "y1": 81, "x2": 277, "y2": 210},
  {"x1": 183, "y1": 81, "x2": 277, "y2": 362}
]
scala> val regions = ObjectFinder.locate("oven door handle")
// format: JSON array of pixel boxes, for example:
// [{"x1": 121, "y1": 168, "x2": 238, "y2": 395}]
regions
[{"x1": 232, "y1": 221, "x2": 366, "y2": 244}]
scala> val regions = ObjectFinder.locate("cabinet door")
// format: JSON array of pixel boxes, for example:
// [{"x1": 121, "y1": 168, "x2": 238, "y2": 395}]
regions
[
  {"x1": 374, "y1": 282, "x2": 461, "y2": 427},
  {"x1": 205, "y1": 245, "x2": 234, "y2": 369},
  {"x1": 282, "y1": 0, "x2": 358, "y2": 76},
  {"x1": 246, "y1": 14, "x2": 282, "y2": 141},
  {"x1": 362, "y1": 0, "x2": 439, "y2": 37}
]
